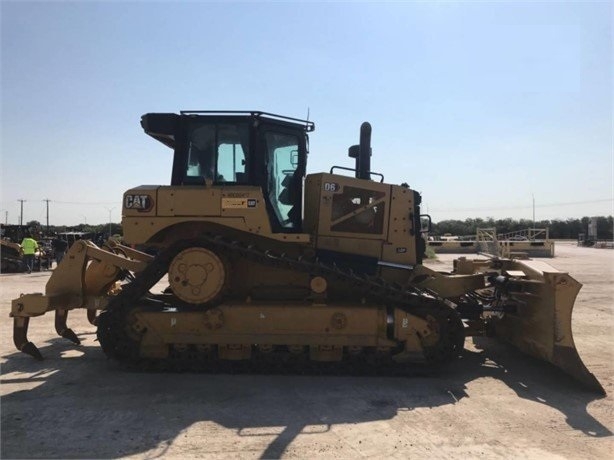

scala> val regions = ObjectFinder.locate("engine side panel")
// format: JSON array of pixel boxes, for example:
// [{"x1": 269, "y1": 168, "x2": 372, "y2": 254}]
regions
[
  {"x1": 304, "y1": 173, "x2": 420, "y2": 266},
  {"x1": 122, "y1": 185, "x2": 310, "y2": 246}
]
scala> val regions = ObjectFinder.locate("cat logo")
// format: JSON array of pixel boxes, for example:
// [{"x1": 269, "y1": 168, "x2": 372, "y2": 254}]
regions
[{"x1": 124, "y1": 194, "x2": 153, "y2": 211}]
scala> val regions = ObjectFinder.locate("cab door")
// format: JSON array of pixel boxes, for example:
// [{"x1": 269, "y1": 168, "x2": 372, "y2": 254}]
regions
[{"x1": 258, "y1": 125, "x2": 307, "y2": 232}]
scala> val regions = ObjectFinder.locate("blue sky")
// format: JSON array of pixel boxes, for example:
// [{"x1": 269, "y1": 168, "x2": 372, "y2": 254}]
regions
[{"x1": 1, "y1": 1, "x2": 612, "y2": 226}]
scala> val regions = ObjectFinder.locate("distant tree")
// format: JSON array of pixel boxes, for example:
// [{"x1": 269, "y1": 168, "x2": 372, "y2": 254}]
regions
[
  {"x1": 431, "y1": 215, "x2": 612, "y2": 240},
  {"x1": 596, "y1": 216, "x2": 613, "y2": 240},
  {"x1": 434, "y1": 220, "x2": 470, "y2": 236}
]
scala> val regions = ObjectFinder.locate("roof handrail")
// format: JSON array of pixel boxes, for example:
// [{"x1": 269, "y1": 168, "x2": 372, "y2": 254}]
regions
[{"x1": 179, "y1": 110, "x2": 315, "y2": 131}]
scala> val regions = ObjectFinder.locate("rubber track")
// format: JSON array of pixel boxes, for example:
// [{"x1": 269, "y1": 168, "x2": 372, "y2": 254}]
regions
[{"x1": 97, "y1": 235, "x2": 464, "y2": 372}]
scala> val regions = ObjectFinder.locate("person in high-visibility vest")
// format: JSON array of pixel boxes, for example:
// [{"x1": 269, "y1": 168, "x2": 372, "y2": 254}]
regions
[{"x1": 21, "y1": 233, "x2": 38, "y2": 274}]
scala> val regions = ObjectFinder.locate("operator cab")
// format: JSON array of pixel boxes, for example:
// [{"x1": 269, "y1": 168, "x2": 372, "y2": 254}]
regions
[{"x1": 141, "y1": 111, "x2": 314, "y2": 233}]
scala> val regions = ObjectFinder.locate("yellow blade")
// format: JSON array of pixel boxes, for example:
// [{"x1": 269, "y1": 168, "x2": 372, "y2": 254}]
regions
[{"x1": 494, "y1": 259, "x2": 604, "y2": 394}]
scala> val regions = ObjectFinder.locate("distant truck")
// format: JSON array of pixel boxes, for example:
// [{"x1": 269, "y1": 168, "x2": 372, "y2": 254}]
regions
[{"x1": 56, "y1": 231, "x2": 96, "y2": 248}]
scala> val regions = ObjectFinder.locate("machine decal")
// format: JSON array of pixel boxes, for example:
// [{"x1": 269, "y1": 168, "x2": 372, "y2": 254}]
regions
[
  {"x1": 396, "y1": 247, "x2": 407, "y2": 253},
  {"x1": 226, "y1": 192, "x2": 249, "y2": 198},
  {"x1": 124, "y1": 194, "x2": 153, "y2": 211},
  {"x1": 323, "y1": 182, "x2": 340, "y2": 192},
  {"x1": 222, "y1": 198, "x2": 254, "y2": 209}
]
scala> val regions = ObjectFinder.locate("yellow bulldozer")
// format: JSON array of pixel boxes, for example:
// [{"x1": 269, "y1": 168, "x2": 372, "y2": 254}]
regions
[{"x1": 11, "y1": 111, "x2": 604, "y2": 393}]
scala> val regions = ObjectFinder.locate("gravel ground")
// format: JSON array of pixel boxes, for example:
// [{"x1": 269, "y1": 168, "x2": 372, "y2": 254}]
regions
[{"x1": 1, "y1": 241, "x2": 612, "y2": 459}]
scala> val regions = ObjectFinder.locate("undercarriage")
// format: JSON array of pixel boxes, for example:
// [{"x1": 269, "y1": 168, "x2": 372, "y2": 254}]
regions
[{"x1": 95, "y1": 237, "x2": 465, "y2": 371}]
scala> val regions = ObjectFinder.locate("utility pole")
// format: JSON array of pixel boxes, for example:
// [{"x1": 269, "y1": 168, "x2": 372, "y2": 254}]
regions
[
  {"x1": 532, "y1": 194, "x2": 535, "y2": 229},
  {"x1": 105, "y1": 207, "x2": 116, "y2": 238},
  {"x1": 43, "y1": 199, "x2": 51, "y2": 234},
  {"x1": 4, "y1": 210, "x2": 7, "y2": 225},
  {"x1": 17, "y1": 199, "x2": 26, "y2": 227}
]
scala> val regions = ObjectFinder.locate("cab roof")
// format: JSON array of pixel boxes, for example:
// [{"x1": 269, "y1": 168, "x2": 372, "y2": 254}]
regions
[{"x1": 141, "y1": 111, "x2": 314, "y2": 149}]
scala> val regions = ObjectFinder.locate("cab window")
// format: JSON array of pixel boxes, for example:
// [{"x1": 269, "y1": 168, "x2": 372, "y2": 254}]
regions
[
  {"x1": 185, "y1": 122, "x2": 249, "y2": 183},
  {"x1": 331, "y1": 186, "x2": 386, "y2": 234},
  {"x1": 265, "y1": 132, "x2": 300, "y2": 228}
]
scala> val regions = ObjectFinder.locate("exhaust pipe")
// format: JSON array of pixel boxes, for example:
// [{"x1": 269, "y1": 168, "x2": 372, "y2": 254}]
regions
[{"x1": 348, "y1": 122, "x2": 372, "y2": 180}]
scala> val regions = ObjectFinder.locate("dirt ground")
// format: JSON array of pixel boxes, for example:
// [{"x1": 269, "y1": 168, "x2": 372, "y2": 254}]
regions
[{"x1": 1, "y1": 241, "x2": 612, "y2": 459}]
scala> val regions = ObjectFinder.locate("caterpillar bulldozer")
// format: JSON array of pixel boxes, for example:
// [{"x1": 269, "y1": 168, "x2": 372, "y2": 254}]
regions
[{"x1": 10, "y1": 111, "x2": 604, "y2": 393}]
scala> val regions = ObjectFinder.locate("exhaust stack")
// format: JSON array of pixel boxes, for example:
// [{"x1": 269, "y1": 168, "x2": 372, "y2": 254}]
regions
[{"x1": 348, "y1": 122, "x2": 372, "y2": 180}]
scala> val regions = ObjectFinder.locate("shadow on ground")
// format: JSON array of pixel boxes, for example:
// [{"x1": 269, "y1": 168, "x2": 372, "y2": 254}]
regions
[{"x1": 1, "y1": 335, "x2": 610, "y2": 459}]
